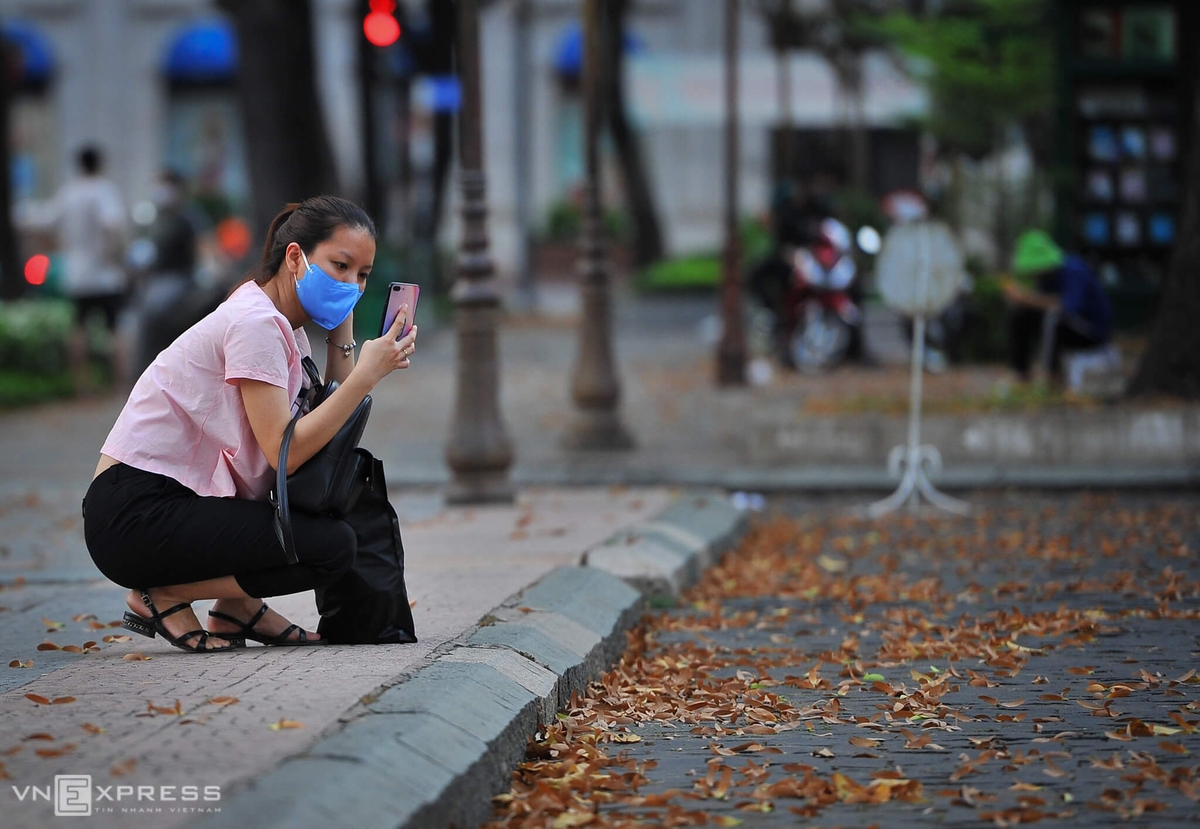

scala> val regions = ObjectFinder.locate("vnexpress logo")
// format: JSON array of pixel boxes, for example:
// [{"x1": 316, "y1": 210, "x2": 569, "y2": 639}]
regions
[{"x1": 55, "y1": 775, "x2": 92, "y2": 817}]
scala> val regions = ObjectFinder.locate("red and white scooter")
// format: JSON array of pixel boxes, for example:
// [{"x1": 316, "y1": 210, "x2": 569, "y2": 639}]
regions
[{"x1": 783, "y1": 218, "x2": 861, "y2": 372}]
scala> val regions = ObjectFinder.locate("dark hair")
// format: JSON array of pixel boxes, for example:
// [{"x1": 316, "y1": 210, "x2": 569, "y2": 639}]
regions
[
  {"x1": 246, "y1": 196, "x2": 376, "y2": 289},
  {"x1": 78, "y1": 146, "x2": 102, "y2": 174}
]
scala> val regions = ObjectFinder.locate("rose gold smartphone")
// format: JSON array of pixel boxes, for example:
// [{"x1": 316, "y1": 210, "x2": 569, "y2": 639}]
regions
[{"x1": 379, "y1": 282, "x2": 420, "y2": 340}]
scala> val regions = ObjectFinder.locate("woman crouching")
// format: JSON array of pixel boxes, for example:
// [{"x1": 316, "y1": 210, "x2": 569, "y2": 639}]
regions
[{"x1": 83, "y1": 196, "x2": 417, "y2": 652}]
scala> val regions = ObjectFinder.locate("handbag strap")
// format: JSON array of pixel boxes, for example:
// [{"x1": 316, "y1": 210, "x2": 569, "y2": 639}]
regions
[
  {"x1": 273, "y1": 359, "x2": 323, "y2": 565},
  {"x1": 272, "y1": 403, "x2": 305, "y2": 566}
]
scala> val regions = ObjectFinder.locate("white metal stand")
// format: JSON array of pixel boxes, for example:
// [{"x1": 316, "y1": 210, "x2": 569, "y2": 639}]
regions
[{"x1": 867, "y1": 226, "x2": 971, "y2": 519}]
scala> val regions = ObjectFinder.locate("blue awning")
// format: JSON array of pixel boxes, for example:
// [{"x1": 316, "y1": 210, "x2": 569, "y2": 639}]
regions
[
  {"x1": 1, "y1": 19, "x2": 55, "y2": 85},
  {"x1": 165, "y1": 18, "x2": 237, "y2": 83},
  {"x1": 553, "y1": 21, "x2": 646, "y2": 78}
]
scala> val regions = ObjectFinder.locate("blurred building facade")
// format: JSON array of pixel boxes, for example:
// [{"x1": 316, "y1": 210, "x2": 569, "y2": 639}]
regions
[{"x1": 1, "y1": 0, "x2": 925, "y2": 278}]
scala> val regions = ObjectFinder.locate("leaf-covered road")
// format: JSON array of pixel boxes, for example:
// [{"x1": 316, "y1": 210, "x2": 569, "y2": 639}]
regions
[{"x1": 485, "y1": 493, "x2": 1200, "y2": 828}]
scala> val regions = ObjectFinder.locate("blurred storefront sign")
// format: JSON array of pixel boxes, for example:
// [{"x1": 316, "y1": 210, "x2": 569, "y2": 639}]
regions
[{"x1": 627, "y1": 51, "x2": 925, "y2": 128}]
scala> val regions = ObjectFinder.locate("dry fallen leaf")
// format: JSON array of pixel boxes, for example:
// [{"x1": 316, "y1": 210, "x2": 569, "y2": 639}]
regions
[
  {"x1": 268, "y1": 718, "x2": 305, "y2": 731},
  {"x1": 206, "y1": 696, "x2": 239, "y2": 707},
  {"x1": 24, "y1": 693, "x2": 50, "y2": 705},
  {"x1": 122, "y1": 652, "x2": 150, "y2": 662},
  {"x1": 103, "y1": 634, "x2": 132, "y2": 644},
  {"x1": 81, "y1": 723, "x2": 105, "y2": 735},
  {"x1": 34, "y1": 743, "x2": 75, "y2": 759},
  {"x1": 849, "y1": 736, "x2": 882, "y2": 748},
  {"x1": 110, "y1": 759, "x2": 137, "y2": 777}
]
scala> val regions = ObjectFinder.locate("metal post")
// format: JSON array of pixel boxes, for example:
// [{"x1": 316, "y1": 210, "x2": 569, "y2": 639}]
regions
[
  {"x1": 444, "y1": 0, "x2": 516, "y2": 503},
  {"x1": 562, "y1": 0, "x2": 635, "y2": 450},
  {"x1": 716, "y1": 0, "x2": 747, "y2": 386}
]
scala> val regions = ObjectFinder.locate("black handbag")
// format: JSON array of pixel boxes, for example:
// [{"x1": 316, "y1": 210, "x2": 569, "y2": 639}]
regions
[
  {"x1": 315, "y1": 454, "x2": 418, "y2": 644},
  {"x1": 272, "y1": 356, "x2": 372, "y2": 565}
]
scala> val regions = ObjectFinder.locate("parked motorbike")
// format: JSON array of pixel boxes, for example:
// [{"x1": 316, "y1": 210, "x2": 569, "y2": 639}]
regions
[{"x1": 783, "y1": 218, "x2": 861, "y2": 372}]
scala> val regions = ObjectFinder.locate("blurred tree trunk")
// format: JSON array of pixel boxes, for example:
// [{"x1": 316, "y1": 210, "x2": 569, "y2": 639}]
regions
[
  {"x1": 0, "y1": 42, "x2": 21, "y2": 300},
  {"x1": 0, "y1": 42, "x2": 20, "y2": 301},
  {"x1": 600, "y1": 0, "x2": 664, "y2": 267},
  {"x1": 0, "y1": 42, "x2": 21, "y2": 301},
  {"x1": 1129, "y1": 93, "x2": 1200, "y2": 398},
  {"x1": 216, "y1": 0, "x2": 339, "y2": 238}
]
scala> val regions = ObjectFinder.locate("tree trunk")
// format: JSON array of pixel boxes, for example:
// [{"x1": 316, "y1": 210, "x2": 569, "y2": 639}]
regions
[
  {"x1": 1128, "y1": 99, "x2": 1200, "y2": 397},
  {"x1": 600, "y1": 0, "x2": 664, "y2": 267},
  {"x1": 216, "y1": 0, "x2": 339, "y2": 239},
  {"x1": 0, "y1": 43, "x2": 21, "y2": 300}
]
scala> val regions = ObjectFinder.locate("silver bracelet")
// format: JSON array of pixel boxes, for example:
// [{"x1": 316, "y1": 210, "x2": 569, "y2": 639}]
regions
[{"x1": 325, "y1": 337, "x2": 356, "y2": 358}]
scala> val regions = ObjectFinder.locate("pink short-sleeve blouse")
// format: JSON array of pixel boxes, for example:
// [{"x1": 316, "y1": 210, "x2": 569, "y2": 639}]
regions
[{"x1": 101, "y1": 281, "x2": 311, "y2": 500}]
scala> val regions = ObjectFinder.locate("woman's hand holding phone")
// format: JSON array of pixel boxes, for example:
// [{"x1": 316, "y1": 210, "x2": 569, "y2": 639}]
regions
[{"x1": 355, "y1": 305, "x2": 418, "y2": 387}]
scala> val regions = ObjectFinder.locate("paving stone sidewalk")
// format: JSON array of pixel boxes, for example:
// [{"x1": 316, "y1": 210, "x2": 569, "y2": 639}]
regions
[
  {"x1": 0, "y1": 485, "x2": 681, "y2": 829},
  {"x1": 550, "y1": 492, "x2": 1200, "y2": 828}
]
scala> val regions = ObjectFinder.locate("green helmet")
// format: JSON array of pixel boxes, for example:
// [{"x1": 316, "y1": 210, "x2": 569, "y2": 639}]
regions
[{"x1": 1012, "y1": 230, "x2": 1065, "y2": 276}]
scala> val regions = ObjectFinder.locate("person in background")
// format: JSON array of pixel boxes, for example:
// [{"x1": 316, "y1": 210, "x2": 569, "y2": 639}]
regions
[
  {"x1": 52, "y1": 145, "x2": 130, "y2": 392},
  {"x1": 130, "y1": 169, "x2": 199, "y2": 377},
  {"x1": 1003, "y1": 230, "x2": 1113, "y2": 383}
]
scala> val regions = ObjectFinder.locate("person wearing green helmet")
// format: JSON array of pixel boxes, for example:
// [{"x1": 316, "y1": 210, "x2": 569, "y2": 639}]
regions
[{"x1": 1002, "y1": 230, "x2": 1113, "y2": 382}]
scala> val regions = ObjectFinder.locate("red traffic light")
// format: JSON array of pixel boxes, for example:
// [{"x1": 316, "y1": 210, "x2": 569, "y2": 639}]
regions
[
  {"x1": 363, "y1": 11, "x2": 401, "y2": 47},
  {"x1": 24, "y1": 254, "x2": 49, "y2": 286},
  {"x1": 369, "y1": 0, "x2": 397, "y2": 12}
]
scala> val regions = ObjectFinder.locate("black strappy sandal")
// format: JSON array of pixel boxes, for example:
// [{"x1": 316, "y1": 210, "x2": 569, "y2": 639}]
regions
[
  {"x1": 122, "y1": 590, "x2": 244, "y2": 652},
  {"x1": 207, "y1": 602, "x2": 327, "y2": 646}
]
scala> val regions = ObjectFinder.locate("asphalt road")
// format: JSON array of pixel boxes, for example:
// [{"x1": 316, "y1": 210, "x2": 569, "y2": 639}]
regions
[{"x1": 487, "y1": 491, "x2": 1200, "y2": 827}]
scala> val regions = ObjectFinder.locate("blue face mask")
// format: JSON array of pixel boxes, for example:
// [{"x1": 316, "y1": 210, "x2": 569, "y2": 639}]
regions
[{"x1": 295, "y1": 250, "x2": 362, "y2": 330}]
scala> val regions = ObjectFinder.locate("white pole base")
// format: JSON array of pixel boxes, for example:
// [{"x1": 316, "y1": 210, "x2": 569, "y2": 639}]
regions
[{"x1": 865, "y1": 444, "x2": 972, "y2": 519}]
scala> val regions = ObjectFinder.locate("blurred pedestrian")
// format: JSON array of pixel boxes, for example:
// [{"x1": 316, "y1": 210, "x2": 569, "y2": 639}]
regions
[
  {"x1": 50, "y1": 146, "x2": 130, "y2": 393},
  {"x1": 1003, "y1": 230, "x2": 1113, "y2": 383},
  {"x1": 130, "y1": 169, "x2": 198, "y2": 377}
]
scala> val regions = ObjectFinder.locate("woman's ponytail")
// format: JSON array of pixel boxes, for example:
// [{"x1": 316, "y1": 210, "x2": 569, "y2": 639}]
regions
[{"x1": 259, "y1": 203, "x2": 300, "y2": 280}]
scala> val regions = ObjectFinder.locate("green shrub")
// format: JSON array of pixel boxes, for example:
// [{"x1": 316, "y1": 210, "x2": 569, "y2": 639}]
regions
[
  {"x1": 638, "y1": 254, "x2": 721, "y2": 291},
  {"x1": 0, "y1": 369, "x2": 75, "y2": 408},
  {"x1": 0, "y1": 299, "x2": 73, "y2": 374}
]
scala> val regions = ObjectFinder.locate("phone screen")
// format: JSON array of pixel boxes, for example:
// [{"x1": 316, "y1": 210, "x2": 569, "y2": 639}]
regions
[{"x1": 380, "y1": 283, "x2": 420, "y2": 340}]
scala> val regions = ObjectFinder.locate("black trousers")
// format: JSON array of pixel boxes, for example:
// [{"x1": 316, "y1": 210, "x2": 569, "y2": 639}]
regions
[
  {"x1": 1009, "y1": 308, "x2": 1102, "y2": 378},
  {"x1": 83, "y1": 463, "x2": 356, "y2": 599}
]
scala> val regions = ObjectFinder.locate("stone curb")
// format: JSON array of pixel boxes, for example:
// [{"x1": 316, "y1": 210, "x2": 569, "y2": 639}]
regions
[
  {"x1": 582, "y1": 490, "x2": 749, "y2": 600},
  {"x1": 191, "y1": 491, "x2": 749, "y2": 829}
]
